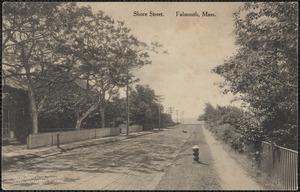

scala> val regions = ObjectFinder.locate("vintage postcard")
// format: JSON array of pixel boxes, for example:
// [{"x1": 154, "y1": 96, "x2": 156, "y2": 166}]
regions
[{"x1": 2, "y1": 2, "x2": 298, "y2": 190}]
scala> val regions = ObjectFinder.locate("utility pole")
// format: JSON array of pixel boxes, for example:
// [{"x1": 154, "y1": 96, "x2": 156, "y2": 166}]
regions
[
  {"x1": 182, "y1": 111, "x2": 184, "y2": 124},
  {"x1": 126, "y1": 64, "x2": 129, "y2": 137},
  {"x1": 126, "y1": 65, "x2": 136, "y2": 137},
  {"x1": 176, "y1": 110, "x2": 179, "y2": 123},
  {"x1": 156, "y1": 95, "x2": 164, "y2": 131}
]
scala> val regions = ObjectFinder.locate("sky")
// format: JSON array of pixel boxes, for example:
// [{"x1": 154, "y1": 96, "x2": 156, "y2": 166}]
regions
[{"x1": 78, "y1": 2, "x2": 244, "y2": 123}]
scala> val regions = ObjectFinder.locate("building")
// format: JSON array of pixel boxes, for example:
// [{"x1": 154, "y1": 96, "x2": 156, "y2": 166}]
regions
[
  {"x1": 2, "y1": 69, "x2": 108, "y2": 143},
  {"x1": 2, "y1": 70, "x2": 31, "y2": 143}
]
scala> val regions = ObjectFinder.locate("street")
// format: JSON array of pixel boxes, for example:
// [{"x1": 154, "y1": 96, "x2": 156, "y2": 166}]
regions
[{"x1": 2, "y1": 125, "x2": 261, "y2": 190}]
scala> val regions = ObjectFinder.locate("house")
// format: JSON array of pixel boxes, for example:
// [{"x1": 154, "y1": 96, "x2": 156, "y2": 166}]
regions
[
  {"x1": 2, "y1": 69, "x2": 105, "y2": 143},
  {"x1": 2, "y1": 70, "x2": 31, "y2": 143}
]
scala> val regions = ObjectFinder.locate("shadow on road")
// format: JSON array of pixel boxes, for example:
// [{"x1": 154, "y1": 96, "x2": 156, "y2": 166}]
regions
[
  {"x1": 3, "y1": 135, "x2": 179, "y2": 177},
  {"x1": 194, "y1": 160, "x2": 209, "y2": 166}
]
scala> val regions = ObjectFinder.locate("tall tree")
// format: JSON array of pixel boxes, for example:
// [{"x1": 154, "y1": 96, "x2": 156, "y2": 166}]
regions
[
  {"x1": 2, "y1": 2, "x2": 68, "y2": 134},
  {"x1": 58, "y1": 8, "x2": 157, "y2": 130},
  {"x1": 3, "y1": 2, "x2": 166, "y2": 132},
  {"x1": 213, "y1": 2, "x2": 298, "y2": 148},
  {"x1": 129, "y1": 84, "x2": 160, "y2": 127}
]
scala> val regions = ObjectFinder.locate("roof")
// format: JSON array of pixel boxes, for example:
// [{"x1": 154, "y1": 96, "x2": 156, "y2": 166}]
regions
[
  {"x1": 2, "y1": 69, "x2": 98, "y2": 92},
  {"x1": 2, "y1": 70, "x2": 28, "y2": 90}
]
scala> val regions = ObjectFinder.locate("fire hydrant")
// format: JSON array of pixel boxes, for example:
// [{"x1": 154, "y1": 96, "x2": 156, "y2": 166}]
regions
[{"x1": 192, "y1": 145, "x2": 199, "y2": 162}]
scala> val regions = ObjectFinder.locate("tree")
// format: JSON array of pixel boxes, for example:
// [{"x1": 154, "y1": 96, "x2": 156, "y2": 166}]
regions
[
  {"x1": 160, "y1": 113, "x2": 175, "y2": 128},
  {"x1": 36, "y1": 67, "x2": 95, "y2": 130},
  {"x1": 198, "y1": 103, "x2": 220, "y2": 126},
  {"x1": 104, "y1": 95, "x2": 127, "y2": 127},
  {"x1": 3, "y1": 2, "x2": 166, "y2": 133},
  {"x1": 129, "y1": 85, "x2": 159, "y2": 127},
  {"x1": 2, "y1": 2, "x2": 70, "y2": 134},
  {"x1": 213, "y1": 2, "x2": 298, "y2": 149},
  {"x1": 56, "y1": 7, "x2": 159, "y2": 130}
]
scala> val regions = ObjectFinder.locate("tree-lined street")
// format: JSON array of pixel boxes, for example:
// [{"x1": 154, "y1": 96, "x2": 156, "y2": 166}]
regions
[
  {"x1": 2, "y1": 125, "x2": 262, "y2": 190},
  {"x1": 2, "y1": 2, "x2": 297, "y2": 190}
]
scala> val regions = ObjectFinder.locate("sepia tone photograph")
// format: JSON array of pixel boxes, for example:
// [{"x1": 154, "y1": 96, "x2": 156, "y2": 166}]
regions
[{"x1": 1, "y1": 1, "x2": 298, "y2": 190}]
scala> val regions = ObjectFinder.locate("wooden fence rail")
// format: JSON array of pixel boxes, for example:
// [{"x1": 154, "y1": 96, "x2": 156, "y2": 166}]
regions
[{"x1": 261, "y1": 141, "x2": 298, "y2": 190}]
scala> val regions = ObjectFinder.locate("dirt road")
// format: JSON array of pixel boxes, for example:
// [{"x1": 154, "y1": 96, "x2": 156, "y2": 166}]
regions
[
  {"x1": 155, "y1": 125, "x2": 220, "y2": 190},
  {"x1": 2, "y1": 124, "x2": 262, "y2": 190}
]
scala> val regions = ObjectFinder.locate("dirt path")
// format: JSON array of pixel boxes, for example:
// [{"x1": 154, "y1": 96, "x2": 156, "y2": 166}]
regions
[{"x1": 202, "y1": 126, "x2": 263, "y2": 190}]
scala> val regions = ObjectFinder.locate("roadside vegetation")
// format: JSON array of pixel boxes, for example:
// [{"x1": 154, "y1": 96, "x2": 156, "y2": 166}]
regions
[
  {"x1": 199, "y1": 2, "x2": 297, "y2": 150},
  {"x1": 199, "y1": 2, "x2": 297, "y2": 189},
  {"x1": 199, "y1": 104, "x2": 262, "y2": 153},
  {"x1": 199, "y1": 103, "x2": 288, "y2": 189}
]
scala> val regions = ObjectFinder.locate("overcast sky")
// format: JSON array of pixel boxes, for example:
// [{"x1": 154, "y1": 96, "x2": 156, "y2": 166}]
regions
[{"x1": 78, "y1": 2, "x2": 243, "y2": 123}]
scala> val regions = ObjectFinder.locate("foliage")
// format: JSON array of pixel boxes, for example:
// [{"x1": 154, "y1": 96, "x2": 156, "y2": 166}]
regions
[
  {"x1": 212, "y1": 2, "x2": 298, "y2": 150},
  {"x1": 2, "y1": 2, "x2": 69, "y2": 133},
  {"x1": 104, "y1": 95, "x2": 127, "y2": 127},
  {"x1": 3, "y1": 2, "x2": 165, "y2": 132},
  {"x1": 160, "y1": 113, "x2": 176, "y2": 128},
  {"x1": 50, "y1": 4, "x2": 158, "y2": 130},
  {"x1": 129, "y1": 85, "x2": 159, "y2": 126},
  {"x1": 200, "y1": 103, "x2": 263, "y2": 152}
]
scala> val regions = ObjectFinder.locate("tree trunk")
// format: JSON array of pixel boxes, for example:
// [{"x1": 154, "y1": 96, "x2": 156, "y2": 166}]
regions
[
  {"x1": 27, "y1": 84, "x2": 39, "y2": 134},
  {"x1": 100, "y1": 97, "x2": 106, "y2": 128},
  {"x1": 24, "y1": 64, "x2": 39, "y2": 134},
  {"x1": 75, "y1": 119, "x2": 83, "y2": 130},
  {"x1": 75, "y1": 102, "x2": 101, "y2": 130}
]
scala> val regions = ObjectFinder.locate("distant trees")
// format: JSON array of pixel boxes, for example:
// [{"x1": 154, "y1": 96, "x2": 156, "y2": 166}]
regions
[
  {"x1": 129, "y1": 84, "x2": 175, "y2": 129},
  {"x1": 2, "y1": 2, "x2": 165, "y2": 135},
  {"x1": 129, "y1": 85, "x2": 160, "y2": 128},
  {"x1": 211, "y1": 2, "x2": 298, "y2": 149},
  {"x1": 102, "y1": 84, "x2": 175, "y2": 129}
]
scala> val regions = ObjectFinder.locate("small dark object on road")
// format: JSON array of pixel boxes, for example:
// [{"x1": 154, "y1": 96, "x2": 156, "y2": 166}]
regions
[{"x1": 183, "y1": 130, "x2": 187, "y2": 133}]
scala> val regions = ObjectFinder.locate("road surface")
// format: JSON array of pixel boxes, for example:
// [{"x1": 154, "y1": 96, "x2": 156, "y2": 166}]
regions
[{"x1": 2, "y1": 124, "x2": 262, "y2": 190}]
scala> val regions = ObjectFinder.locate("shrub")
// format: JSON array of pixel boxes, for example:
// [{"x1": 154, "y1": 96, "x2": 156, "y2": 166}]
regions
[
  {"x1": 229, "y1": 132, "x2": 247, "y2": 153},
  {"x1": 216, "y1": 124, "x2": 234, "y2": 143}
]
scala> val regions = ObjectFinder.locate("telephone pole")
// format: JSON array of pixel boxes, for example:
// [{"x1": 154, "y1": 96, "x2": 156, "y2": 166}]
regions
[
  {"x1": 156, "y1": 95, "x2": 164, "y2": 131},
  {"x1": 126, "y1": 65, "x2": 129, "y2": 136},
  {"x1": 126, "y1": 65, "x2": 135, "y2": 137},
  {"x1": 176, "y1": 110, "x2": 179, "y2": 123}
]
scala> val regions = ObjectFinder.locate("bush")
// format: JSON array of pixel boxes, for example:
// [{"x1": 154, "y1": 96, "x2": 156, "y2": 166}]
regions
[
  {"x1": 229, "y1": 132, "x2": 247, "y2": 153},
  {"x1": 216, "y1": 124, "x2": 234, "y2": 143},
  {"x1": 206, "y1": 123, "x2": 248, "y2": 153}
]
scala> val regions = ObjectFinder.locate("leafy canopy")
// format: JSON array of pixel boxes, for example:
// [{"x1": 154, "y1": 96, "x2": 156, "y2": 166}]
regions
[{"x1": 212, "y1": 2, "x2": 298, "y2": 149}]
